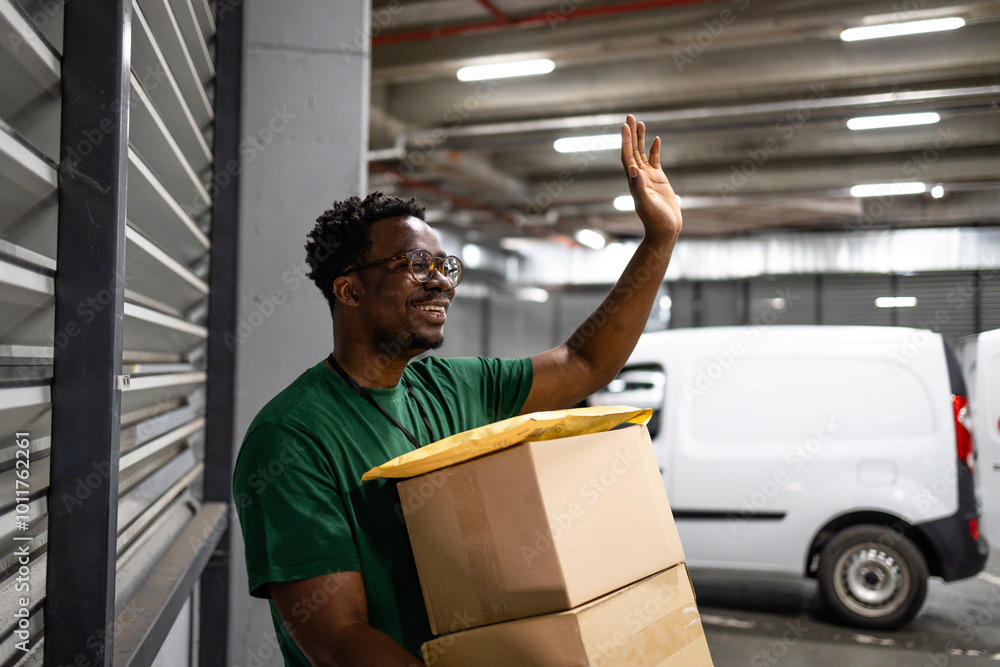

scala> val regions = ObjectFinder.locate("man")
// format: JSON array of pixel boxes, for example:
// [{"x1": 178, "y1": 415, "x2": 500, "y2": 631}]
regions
[{"x1": 233, "y1": 115, "x2": 682, "y2": 666}]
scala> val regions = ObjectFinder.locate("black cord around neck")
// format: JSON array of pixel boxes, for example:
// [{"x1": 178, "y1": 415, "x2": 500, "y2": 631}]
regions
[{"x1": 326, "y1": 354, "x2": 437, "y2": 448}]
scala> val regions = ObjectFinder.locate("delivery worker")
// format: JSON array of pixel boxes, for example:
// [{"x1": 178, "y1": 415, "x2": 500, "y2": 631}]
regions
[{"x1": 232, "y1": 115, "x2": 682, "y2": 666}]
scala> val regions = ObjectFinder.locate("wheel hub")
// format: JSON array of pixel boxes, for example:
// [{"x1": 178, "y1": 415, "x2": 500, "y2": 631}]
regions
[{"x1": 843, "y1": 547, "x2": 902, "y2": 606}]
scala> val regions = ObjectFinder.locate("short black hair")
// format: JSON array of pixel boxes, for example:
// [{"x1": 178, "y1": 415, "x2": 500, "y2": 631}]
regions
[{"x1": 305, "y1": 191, "x2": 426, "y2": 313}]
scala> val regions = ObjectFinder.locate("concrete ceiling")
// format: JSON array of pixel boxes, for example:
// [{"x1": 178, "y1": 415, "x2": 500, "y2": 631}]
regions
[{"x1": 367, "y1": 0, "x2": 1000, "y2": 246}]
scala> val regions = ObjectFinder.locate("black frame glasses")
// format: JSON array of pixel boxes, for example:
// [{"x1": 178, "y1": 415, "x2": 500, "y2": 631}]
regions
[{"x1": 339, "y1": 249, "x2": 463, "y2": 287}]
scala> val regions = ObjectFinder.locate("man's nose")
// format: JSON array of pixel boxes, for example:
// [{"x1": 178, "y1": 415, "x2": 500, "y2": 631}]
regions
[{"x1": 424, "y1": 262, "x2": 454, "y2": 290}]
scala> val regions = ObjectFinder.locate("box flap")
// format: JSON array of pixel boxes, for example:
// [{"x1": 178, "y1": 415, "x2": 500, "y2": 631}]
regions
[{"x1": 361, "y1": 405, "x2": 651, "y2": 481}]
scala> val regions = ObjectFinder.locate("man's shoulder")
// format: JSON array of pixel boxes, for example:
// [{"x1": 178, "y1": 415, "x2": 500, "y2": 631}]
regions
[
  {"x1": 406, "y1": 355, "x2": 533, "y2": 414},
  {"x1": 408, "y1": 355, "x2": 530, "y2": 378},
  {"x1": 240, "y1": 363, "x2": 338, "y2": 447},
  {"x1": 234, "y1": 364, "x2": 345, "y2": 479}
]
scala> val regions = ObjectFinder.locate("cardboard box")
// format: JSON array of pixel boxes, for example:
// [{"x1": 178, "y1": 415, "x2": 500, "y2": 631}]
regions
[
  {"x1": 398, "y1": 424, "x2": 684, "y2": 634},
  {"x1": 421, "y1": 564, "x2": 713, "y2": 667}
]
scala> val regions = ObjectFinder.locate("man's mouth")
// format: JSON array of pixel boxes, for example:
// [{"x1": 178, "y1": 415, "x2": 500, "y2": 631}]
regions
[{"x1": 413, "y1": 302, "x2": 449, "y2": 321}]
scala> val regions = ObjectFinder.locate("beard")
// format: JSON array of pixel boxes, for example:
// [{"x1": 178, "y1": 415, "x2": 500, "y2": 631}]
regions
[
  {"x1": 372, "y1": 328, "x2": 444, "y2": 363},
  {"x1": 412, "y1": 333, "x2": 444, "y2": 352},
  {"x1": 401, "y1": 329, "x2": 445, "y2": 356}
]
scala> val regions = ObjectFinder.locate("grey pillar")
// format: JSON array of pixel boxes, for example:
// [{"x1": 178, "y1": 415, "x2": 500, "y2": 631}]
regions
[{"x1": 228, "y1": 0, "x2": 370, "y2": 662}]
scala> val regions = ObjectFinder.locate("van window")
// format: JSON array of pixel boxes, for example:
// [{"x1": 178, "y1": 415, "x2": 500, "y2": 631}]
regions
[
  {"x1": 688, "y1": 357, "x2": 936, "y2": 443},
  {"x1": 590, "y1": 364, "x2": 666, "y2": 439}
]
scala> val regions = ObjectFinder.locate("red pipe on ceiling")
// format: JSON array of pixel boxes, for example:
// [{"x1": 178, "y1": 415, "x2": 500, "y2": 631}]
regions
[
  {"x1": 373, "y1": 0, "x2": 723, "y2": 45},
  {"x1": 474, "y1": 0, "x2": 512, "y2": 24}
]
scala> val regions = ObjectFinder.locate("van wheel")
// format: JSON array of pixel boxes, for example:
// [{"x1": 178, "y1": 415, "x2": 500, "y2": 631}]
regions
[{"x1": 817, "y1": 525, "x2": 928, "y2": 630}]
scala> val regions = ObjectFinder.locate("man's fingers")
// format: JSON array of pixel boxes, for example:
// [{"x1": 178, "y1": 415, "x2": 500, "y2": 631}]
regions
[
  {"x1": 621, "y1": 121, "x2": 639, "y2": 178},
  {"x1": 635, "y1": 121, "x2": 647, "y2": 165},
  {"x1": 649, "y1": 136, "x2": 662, "y2": 170}
]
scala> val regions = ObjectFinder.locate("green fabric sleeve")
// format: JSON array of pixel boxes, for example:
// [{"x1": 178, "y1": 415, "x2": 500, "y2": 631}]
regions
[{"x1": 233, "y1": 420, "x2": 361, "y2": 598}]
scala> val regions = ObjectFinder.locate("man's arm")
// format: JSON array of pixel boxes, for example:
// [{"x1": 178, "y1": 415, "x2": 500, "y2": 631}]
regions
[
  {"x1": 520, "y1": 114, "x2": 683, "y2": 414},
  {"x1": 269, "y1": 572, "x2": 424, "y2": 667}
]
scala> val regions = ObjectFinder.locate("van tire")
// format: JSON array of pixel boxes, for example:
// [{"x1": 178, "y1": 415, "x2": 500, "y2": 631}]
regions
[{"x1": 817, "y1": 525, "x2": 928, "y2": 629}]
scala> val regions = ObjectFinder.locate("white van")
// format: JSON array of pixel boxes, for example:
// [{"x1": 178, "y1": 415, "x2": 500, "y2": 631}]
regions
[
  {"x1": 590, "y1": 325, "x2": 988, "y2": 629},
  {"x1": 959, "y1": 328, "x2": 1000, "y2": 545}
]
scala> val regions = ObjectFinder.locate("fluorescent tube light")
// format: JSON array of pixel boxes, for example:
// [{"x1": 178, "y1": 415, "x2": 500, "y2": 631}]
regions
[
  {"x1": 847, "y1": 112, "x2": 940, "y2": 130},
  {"x1": 875, "y1": 296, "x2": 918, "y2": 308},
  {"x1": 613, "y1": 195, "x2": 634, "y2": 211},
  {"x1": 613, "y1": 194, "x2": 683, "y2": 210},
  {"x1": 457, "y1": 59, "x2": 555, "y2": 82},
  {"x1": 516, "y1": 287, "x2": 550, "y2": 303},
  {"x1": 850, "y1": 182, "x2": 926, "y2": 198},
  {"x1": 575, "y1": 228, "x2": 606, "y2": 249},
  {"x1": 840, "y1": 17, "x2": 965, "y2": 42},
  {"x1": 554, "y1": 134, "x2": 622, "y2": 154}
]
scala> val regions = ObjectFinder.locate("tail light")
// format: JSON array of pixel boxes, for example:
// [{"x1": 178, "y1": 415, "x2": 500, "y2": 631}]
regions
[
  {"x1": 970, "y1": 518, "x2": 980, "y2": 542},
  {"x1": 952, "y1": 395, "x2": 974, "y2": 472}
]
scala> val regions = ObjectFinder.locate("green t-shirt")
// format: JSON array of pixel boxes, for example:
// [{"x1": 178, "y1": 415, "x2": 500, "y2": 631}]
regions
[{"x1": 233, "y1": 355, "x2": 533, "y2": 663}]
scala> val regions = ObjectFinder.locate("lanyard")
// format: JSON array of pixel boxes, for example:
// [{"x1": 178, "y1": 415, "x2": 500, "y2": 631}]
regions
[{"x1": 326, "y1": 354, "x2": 437, "y2": 449}]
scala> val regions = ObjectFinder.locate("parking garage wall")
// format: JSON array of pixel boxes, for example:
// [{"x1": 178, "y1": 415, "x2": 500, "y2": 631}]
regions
[{"x1": 437, "y1": 270, "x2": 998, "y2": 362}]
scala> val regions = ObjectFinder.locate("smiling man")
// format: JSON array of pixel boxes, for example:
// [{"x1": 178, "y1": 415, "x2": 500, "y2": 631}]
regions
[{"x1": 233, "y1": 115, "x2": 683, "y2": 666}]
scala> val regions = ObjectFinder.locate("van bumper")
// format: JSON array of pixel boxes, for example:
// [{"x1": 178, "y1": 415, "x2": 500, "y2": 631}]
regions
[{"x1": 913, "y1": 510, "x2": 989, "y2": 582}]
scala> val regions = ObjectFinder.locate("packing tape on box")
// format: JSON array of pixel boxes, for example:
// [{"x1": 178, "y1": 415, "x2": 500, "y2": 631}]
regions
[{"x1": 361, "y1": 405, "x2": 652, "y2": 481}]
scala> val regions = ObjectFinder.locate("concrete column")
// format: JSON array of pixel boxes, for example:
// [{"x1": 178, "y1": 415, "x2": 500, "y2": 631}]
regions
[{"x1": 229, "y1": 0, "x2": 369, "y2": 662}]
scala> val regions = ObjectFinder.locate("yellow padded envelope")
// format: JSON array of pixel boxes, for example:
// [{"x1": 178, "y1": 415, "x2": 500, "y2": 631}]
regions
[{"x1": 360, "y1": 405, "x2": 651, "y2": 481}]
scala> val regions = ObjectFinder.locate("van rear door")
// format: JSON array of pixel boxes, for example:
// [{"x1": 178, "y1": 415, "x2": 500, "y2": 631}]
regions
[
  {"x1": 974, "y1": 328, "x2": 1000, "y2": 543},
  {"x1": 589, "y1": 364, "x2": 670, "y2": 497}
]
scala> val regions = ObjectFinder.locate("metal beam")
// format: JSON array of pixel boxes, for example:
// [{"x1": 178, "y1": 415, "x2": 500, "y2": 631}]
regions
[
  {"x1": 44, "y1": 0, "x2": 131, "y2": 664},
  {"x1": 405, "y1": 85, "x2": 1000, "y2": 143},
  {"x1": 199, "y1": 0, "x2": 244, "y2": 663}
]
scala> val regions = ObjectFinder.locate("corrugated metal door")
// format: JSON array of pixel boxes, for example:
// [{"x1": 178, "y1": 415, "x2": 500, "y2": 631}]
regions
[{"x1": 0, "y1": 0, "x2": 237, "y2": 664}]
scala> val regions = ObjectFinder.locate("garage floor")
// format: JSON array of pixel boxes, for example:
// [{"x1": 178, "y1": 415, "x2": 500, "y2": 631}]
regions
[{"x1": 697, "y1": 548, "x2": 1000, "y2": 666}]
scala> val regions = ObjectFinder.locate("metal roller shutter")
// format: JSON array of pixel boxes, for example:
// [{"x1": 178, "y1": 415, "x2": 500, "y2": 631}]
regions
[
  {"x1": 982, "y1": 272, "x2": 1000, "y2": 333},
  {"x1": 668, "y1": 281, "x2": 698, "y2": 329},
  {"x1": 748, "y1": 275, "x2": 819, "y2": 326},
  {"x1": 0, "y1": 0, "x2": 60, "y2": 662},
  {"x1": 487, "y1": 294, "x2": 555, "y2": 359},
  {"x1": 555, "y1": 289, "x2": 608, "y2": 346},
  {"x1": 895, "y1": 272, "x2": 979, "y2": 343},
  {"x1": 819, "y1": 274, "x2": 894, "y2": 326},
  {"x1": 0, "y1": 0, "x2": 239, "y2": 663},
  {"x1": 437, "y1": 294, "x2": 486, "y2": 358}
]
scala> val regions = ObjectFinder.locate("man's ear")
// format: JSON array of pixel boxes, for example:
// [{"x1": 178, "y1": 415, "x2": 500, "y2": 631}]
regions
[{"x1": 332, "y1": 275, "x2": 362, "y2": 307}]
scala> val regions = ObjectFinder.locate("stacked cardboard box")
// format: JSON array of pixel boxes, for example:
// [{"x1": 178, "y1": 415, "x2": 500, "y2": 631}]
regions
[{"x1": 397, "y1": 423, "x2": 714, "y2": 666}]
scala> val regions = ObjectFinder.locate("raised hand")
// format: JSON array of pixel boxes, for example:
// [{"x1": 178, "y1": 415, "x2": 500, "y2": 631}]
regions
[{"x1": 620, "y1": 114, "x2": 683, "y2": 242}]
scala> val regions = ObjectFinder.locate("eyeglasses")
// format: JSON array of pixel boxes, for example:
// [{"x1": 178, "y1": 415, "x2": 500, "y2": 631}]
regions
[{"x1": 340, "y1": 249, "x2": 464, "y2": 287}]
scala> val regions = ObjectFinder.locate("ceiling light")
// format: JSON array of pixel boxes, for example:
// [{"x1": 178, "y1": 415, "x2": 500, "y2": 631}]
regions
[
  {"x1": 840, "y1": 17, "x2": 965, "y2": 42},
  {"x1": 554, "y1": 134, "x2": 622, "y2": 154},
  {"x1": 850, "y1": 182, "x2": 926, "y2": 197},
  {"x1": 613, "y1": 195, "x2": 634, "y2": 211},
  {"x1": 875, "y1": 296, "x2": 918, "y2": 308},
  {"x1": 457, "y1": 59, "x2": 555, "y2": 82},
  {"x1": 462, "y1": 243, "x2": 482, "y2": 269},
  {"x1": 575, "y1": 228, "x2": 606, "y2": 249},
  {"x1": 931, "y1": 185, "x2": 945, "y2": 199},
  {"x1": 847, "y1": 112, "x2": 940, "y2": 130},
  {"x1": 516, "y1": 286, "x2": 550, "y2": 303},
  {"x1": 612, "y1": 193, "x2": 684, "y2": 210}
]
